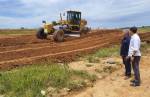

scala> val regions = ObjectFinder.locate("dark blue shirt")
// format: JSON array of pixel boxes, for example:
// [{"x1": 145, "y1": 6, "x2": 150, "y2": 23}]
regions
[{"x1": 120, "y1": 36, "x2": 131, "y2": 56}]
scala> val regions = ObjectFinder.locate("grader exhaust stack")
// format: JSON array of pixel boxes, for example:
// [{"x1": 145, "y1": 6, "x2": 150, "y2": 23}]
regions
[
  {"x1": 36, "y1": 11, "x2": 90, "y2": 42},
  {"x1": 60, "y1": 13, "x2": 63, "y2": 22}
]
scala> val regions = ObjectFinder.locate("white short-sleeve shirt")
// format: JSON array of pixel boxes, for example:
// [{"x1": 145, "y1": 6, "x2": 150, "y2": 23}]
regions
[{"x1": 128, "y1": 33, "x2": 141, "y2": 56}]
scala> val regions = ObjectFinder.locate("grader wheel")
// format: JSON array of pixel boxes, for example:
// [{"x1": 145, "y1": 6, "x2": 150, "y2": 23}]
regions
[
  {"x1": 53, "y1": 30, "x2": 64, "y2": 42},
  {"x1": 80, "y1": 27, "x2": 90, "y2": 36},
  {"x1": 36, "y1": 28, "x2": 47, "y2": 39}
]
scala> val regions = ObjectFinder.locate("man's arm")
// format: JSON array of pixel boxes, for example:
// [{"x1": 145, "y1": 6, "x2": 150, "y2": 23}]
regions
[
  {"x1": 131, "y1": 38, "x2": 139, "y2": 55},
  {"x1": 128, "y1": 39, "x2": 133, "y2": 57}
]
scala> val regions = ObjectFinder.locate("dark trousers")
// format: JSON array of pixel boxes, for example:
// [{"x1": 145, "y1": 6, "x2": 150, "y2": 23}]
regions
[
  {"x1": 132, "y1": 56, "x2": 141, "y2": 83},
  {"x1": 122, "y1": 56, "x2": 131, "y2": 76}
]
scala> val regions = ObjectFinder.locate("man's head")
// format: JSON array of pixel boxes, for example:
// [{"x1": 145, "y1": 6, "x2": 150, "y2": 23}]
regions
[
  {"x1": 123, "y1": 29, "x2": 130, "y2": 37},
  {"x1": 130, "y1": 27, "x2": 138, "y2": 34}
]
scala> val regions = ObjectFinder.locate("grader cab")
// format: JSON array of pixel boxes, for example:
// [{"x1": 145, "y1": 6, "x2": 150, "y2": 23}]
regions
[{"x1": 36, "y1": 11, "x2": 90, "y2": 42}]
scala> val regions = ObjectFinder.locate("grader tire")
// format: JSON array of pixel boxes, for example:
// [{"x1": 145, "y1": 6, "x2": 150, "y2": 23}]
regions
[
  {"x1": 53, "y1": 30, "x2": 64, "y2": 42},
  {"x1": 80, "y1": 27, "x2": 89, "y2": 36},
  {"x1": 36, "y1": 28, "x2": 47, "y2": 39}
]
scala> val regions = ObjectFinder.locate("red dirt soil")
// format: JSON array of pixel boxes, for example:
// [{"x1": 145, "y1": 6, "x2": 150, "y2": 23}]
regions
[{"x1": 0, "y1": 30, "x2": 149, "y2": 70}]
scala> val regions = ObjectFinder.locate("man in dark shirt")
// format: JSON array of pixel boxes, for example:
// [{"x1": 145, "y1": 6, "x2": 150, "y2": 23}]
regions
[{"x1": 120, "y1": 30, "x2": 131, "y2": 79}]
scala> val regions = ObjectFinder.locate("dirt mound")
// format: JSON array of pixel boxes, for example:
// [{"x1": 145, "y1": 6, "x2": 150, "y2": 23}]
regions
[{"x1": 0, "y1": 30, "x2": 149, "y2": 70}]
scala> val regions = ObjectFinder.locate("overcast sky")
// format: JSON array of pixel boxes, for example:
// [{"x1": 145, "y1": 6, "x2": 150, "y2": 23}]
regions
[{"x1": 0, "y1": 0, "x2": 150, "y2": 28}]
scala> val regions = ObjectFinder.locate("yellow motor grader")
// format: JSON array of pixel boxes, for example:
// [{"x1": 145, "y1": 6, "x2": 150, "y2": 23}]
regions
[{"x1": 36, "y1": 11, "x2": 90, "y2": 42}]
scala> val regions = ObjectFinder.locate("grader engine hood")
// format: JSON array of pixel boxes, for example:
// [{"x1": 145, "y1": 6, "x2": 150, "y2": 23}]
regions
[{"x1": 43, "y1": 24, "x2": 53, "y2": 33}]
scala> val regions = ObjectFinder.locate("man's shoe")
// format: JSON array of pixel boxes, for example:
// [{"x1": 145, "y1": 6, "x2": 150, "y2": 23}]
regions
[
  {"x1": 130, "y1": 82, "x2": 140, "y2": 87},
  {"x1": 130, "y1": 79, "x2": 135, "y2": 83}
]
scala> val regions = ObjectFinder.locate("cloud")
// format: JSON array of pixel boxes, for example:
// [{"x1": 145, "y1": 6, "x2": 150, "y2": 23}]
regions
[{"x1": 0, "y1": 0, "x2": 150, "y2": 28}]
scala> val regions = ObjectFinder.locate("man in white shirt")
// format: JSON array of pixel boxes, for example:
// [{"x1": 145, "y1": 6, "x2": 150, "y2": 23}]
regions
[{"x1": 127, "y1": 27, "x2": 141, "y2": 86}]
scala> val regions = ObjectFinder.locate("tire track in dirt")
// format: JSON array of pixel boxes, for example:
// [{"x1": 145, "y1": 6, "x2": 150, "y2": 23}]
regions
[
  {"x1": 0, "y1": 31, "x2": 115, "y2": 52},
  {"x1": 0, "y1": 32, "x2": 121, "y2": 62},
  {"x1": 0, "y1": 42, "x2": 110, "y2": 70},
  {"x1": 0, "y1": 31, "x2": 118, "y2": 53}
]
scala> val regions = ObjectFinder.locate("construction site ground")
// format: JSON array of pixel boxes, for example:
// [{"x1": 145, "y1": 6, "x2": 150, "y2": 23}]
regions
[
  {"x1": 0, "y1": 30, "x2": 149, "y2": 70},
  {"x1": 0, "y1": 30, "x2": 150, "y2": 97},
  {"x1": 66, "y1": 54, "x2": 150, "y2": 97}
]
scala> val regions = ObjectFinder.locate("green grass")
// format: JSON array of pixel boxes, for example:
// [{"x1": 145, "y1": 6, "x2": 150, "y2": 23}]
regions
[
  {"x1": 0, "y1": 29, "x2": 36, "y2": 35},
  {"x1": 141, "y1": 42, "x2": 150, "y2": 55},
  {"x1": 86, "y1": 56, "x2": 100, "y2": 63},
  {"x1": 94, "y1": 45, "x2": 119, "y2": 58},
  {"x1": 0, "y1": 63, "x2": 96, "y2": 97},
  {"x1": 138, "y1": 26, "x2": 150, "y2": 33},
  {"x1": 86, "y1": 45, "x2": 119, "y2": 63},
  {"x1": 86, "y1": 42, "x2": 150, "y2": 63}
]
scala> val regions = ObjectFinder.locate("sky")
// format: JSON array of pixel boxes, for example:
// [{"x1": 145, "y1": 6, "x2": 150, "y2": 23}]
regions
[{"x1": 0, "y1": 0, "x2": 150, "y2": 29}]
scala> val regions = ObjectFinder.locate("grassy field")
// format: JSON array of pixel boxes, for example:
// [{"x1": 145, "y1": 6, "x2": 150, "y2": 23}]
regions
[
  {"x1": 0, "y1": 29, "x2": 36, "y2": 35},
  {"x1": 138, "y1": 26, "x2": 150, "y2": 33},
  {"x1": 86, "y1": 45, "x2": 119, "y2": 63},
  {"x1": 0, "y1": 63, "x2": 96, "y2": 97}
]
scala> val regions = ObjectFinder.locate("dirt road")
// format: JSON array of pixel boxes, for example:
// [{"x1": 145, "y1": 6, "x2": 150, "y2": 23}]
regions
[
  {"x1": 68, "y1": 55, "x2": 150, "y2": 97},
  {"x1": 0, "y1": 30, "x2": 149, "y2": 70}
]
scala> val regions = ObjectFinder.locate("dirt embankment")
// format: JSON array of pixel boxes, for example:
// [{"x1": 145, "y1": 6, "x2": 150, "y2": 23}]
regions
[{"x1": 0, "y1": 30, "x2": 149, "y2": 70}]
